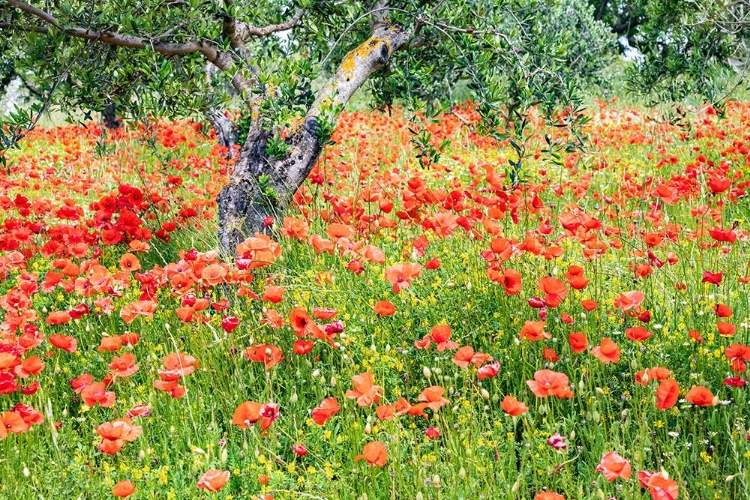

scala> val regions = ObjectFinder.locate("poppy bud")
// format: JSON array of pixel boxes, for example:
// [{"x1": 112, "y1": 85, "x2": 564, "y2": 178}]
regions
[
  {"x1": 290, "y1": 393, "x2": 298, "y2": 404},
  {"x1": 364, "y1": 422, "x2": 372, "y2": 434},
  {"x1": 292, "y1": 444, "x2": 308, "y2": 456},
  {"x1": 423, "y1": 367, "x2": 432, "y2": 378},
  {"x1": 480, "y1": 388, "x2": 490, "y2": 400},
  {"x1": 528, "y1": 297, "x2": 545, "y2": 308}
]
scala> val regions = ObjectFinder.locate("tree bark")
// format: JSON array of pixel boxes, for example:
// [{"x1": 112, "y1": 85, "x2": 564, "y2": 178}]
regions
[
  {"x1": 217, "y1": 24, "x2": 410, "y2": 257},
  {"x1": 207, "y1": 108, "x2": 237, "y2": 156},
  {"x1": 102, "y1": 102, "x2": 122, "y2": 129},
  {"x1": 216, "y1": 119, "x2": 321, "y2": 256}
]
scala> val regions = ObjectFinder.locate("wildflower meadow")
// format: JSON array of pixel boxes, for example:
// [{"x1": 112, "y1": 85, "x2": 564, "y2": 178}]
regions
[{"x1": 0, "y1": 100, "x2": 749, "y2": 500}]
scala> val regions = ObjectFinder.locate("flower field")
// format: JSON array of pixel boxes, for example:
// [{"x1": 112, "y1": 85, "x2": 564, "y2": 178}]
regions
[{"x1": 0, "y1": 101, "x2": 749, "y2": 499}]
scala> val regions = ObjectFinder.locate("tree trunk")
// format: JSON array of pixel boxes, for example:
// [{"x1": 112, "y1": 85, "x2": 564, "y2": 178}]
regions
[
  {"x1": 102, "y1": 102, "x2": 122, "y2": 129},
  {"x1": 217, "y1": 24, "x2": 410, "y2": 257},
  {"x1": 217, "y1": 118, "x2": 322, "y2": 256},
  {"x1": 207, "y1": 108, "x2": 237, "y2": 156}
]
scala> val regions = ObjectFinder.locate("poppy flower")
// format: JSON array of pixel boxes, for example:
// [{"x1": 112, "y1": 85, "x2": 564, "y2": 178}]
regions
[
  {"x1": 196, "y1": 469, "x2": 230, "y2": 492},
  {"x1": 46, "y1": 310, "x2": 72, "y2": 325},
  {"x1": 520, "y1": 321, "x2": 550, "y2": 341},
  {"x1": 243, "y1": 344, "x2": 285, "y2": 370},
  {"x1": 543, "y1": 347, "x2": 559, "y2": 361},
  {"x1": 656, "y1": 379, "x2": 679, "y2": 410},
  {"x1": 232, "y1": 401, "x2": 279, "y2": 430},
  {"x1": 534, "y1": 493, "x2": 565, "y2": 500},
  {"x1": 417, "y1": 386, "x2": 450, "y2": 411},
  {"x1": 701, "y1": 270, "x2": 722, "y2": 285},
  {"x1": 376, "y1": 404, "x2": 396, "y2": 420},
  {"x1": 355, "y1": 441, "x2": 388, "y2": 467},
  {"x1": 714, "y1": 303, "x2": 732, "y2": 318},
  {"x1": 262, "y1": 286, "x2": 285, "y2": 303},
  {"x1": 526, "y1": 370, "x2": 574, "y2": 399},
  {"x1": 591, "y1": 338, "x2": 621, "y2": 364},
  {"x1": 452, "y1": 346, "x2": 475, "y2": 368},
  {"x1": 688, "y1": 329, "x2": 704, "y2": 343},
  {"x1": 373, "y1": 301, "x2": 396, "y2": 316},
  {"x1": 717, "y1": 322, "x2": 736, "y2": 337},
  {"x1": 112, "y1": 480, "x2": 136, "y2": 498},
  {"x1": 595, "y1": 451, "x2": 632, "y2": 481},
  {"x1": 345, "y1": 372, "x2": 383, "y2": 407},
  {"x1": 626, "y1": 326, "x2": 653, "y2": 342},
  {"x1": 127, "y1": 404, "x2": 151, "y2": 418},
  {"x1": 98, "y1": 336, "x2": 123, "y2": 352},
  {"x1": 501, "y1": 395, "x2": 528, "y2": 416},
  {"x1": 14, "y1": 356, "x2": 44, "y2": 378},
  {"x1": 546, "y1": 433, "x2": 567, "y2": 450},
  {"x1": 581, "y1": 299, "x2": 598, "y2": 311},
  {"x1": 493, "y1": 268, "x2": 523, "y2": 295},
  {"x1": 424, "y1": 426, "x2": 440, "y2": 439},
  {"x1": 384, "y1": 262, "x2": 423, "y2": 293},
  {"x1": 119, "y1": 253, "x2": 141, "y2": 272},
  {"x1": 613, "y1": 291, "x2": 645, "y2": 312},
  {"x1": 477, "y1": 362, "x2": 500, "y2": 380},
  {"x1": 108, "y1": 353, "x2": 139, "y2": 377},
  {"x1": 49, "y1": 334, "x2": 78, "y2": 353},
  {"x1": 538, "y1": 276, "x2": 568, "y2": 307},
  {"x1": 565, "y1": 265, "x2": 589, "y2": 290},
  {"x1": 81, "y1": 381, "x2": 116, "y2": 408},
  {"x1": 311, "y1": 397, "x2": 341, "y2": 425},
  {"x1": 568, "y1": 332, "x2": 588, "y2": 353},
  {"x1": 96, "y1": 418, "x2": 142, "y2": 455},
  {"x1": 430, "y1": 324, "x2": 458, "y2": 351},
  {"x1": 0, "y1": 411, "x2": 30, "y2": 436},
  {"x1": 639, "y1": 471, "x2": 679, "y2": 500},
  {"x1": 686, "y1": 386, "x2": 715, "y2": 406},
  {"x1": 119, "y1": 300, "x2": 157, "y2": 324}
]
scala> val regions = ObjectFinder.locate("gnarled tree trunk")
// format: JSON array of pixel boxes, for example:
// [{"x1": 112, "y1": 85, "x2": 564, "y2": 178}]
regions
[
  {"x1": 102, "y1": 102, "x2": 122, "y2": 129},
  {"x1": 217, "y1": 25, "x2": 411, "y2": 257},
  {"x1": 207, "y1": 108, "x2": 237, "y2": 156}
]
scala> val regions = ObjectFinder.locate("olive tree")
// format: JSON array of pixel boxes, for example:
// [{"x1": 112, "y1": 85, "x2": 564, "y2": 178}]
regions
[{"x1": 1, "y1": 0, "x2": 745, "y2": 255}]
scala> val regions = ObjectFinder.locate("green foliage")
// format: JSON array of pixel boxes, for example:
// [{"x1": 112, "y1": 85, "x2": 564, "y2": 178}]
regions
[{"x1": 2, "y1": 0, "x2": 747, "y2": 173}]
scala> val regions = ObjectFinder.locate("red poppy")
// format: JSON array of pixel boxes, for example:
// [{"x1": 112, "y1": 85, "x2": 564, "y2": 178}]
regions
[
  {"x1": 656, "y1": 379, "x2": 679, "y2": 410},
  {"x1": 374, "y1": 300, "x2": 396, "y2": 316},
  {"x1": 527, "y1": 370, "x2": 573, "y2": 399},
  {"x1": 626, "y1": 326, "x2": 653, "y2": 342},
  {"x1": 355, "y1": 441, "x2": 388, "y2": 467},
  {"x1": 686, "y1": 386, "x2": 715, "y2": 407},
  {"x1": 345, "y1": 372, "x2": 383, "y2": 407},
  {"x1": 591, "y1": 338, "x2": 621, "y2": 364},
  {"x1": 196, "y1": 470, "x2": 230, "y2": 492},
  {"x1": 501, "y1": 395, "x2": 528, "y2": 416},
  {"x1": 595, "y1": 451, "x2": 632, "y2": 481},
  {"x1": 112, "y1": 480, "x2": 136, "y2": 498},
  {"x1": 311, "y1": 397, "x2": 341, "y2": 425},
  {"x1": 568, "y1": 332, "x2": 588, "y2": 353}
]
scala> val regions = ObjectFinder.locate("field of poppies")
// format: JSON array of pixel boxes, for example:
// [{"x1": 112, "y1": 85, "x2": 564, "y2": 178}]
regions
[{"x1": 0, "y1": 99, "x2": 748, "y2": 499}]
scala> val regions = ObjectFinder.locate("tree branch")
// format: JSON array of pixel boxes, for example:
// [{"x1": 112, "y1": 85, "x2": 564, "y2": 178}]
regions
[
  {"x1": 236, "y1": 8, "x2": 304, "y2": 39},
  {"x1": 0, "y1": 21, "x2": 50, "y2": 34},
  {"x1": 7, "y1": 0, "x2": 254, "y2": 98}
]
